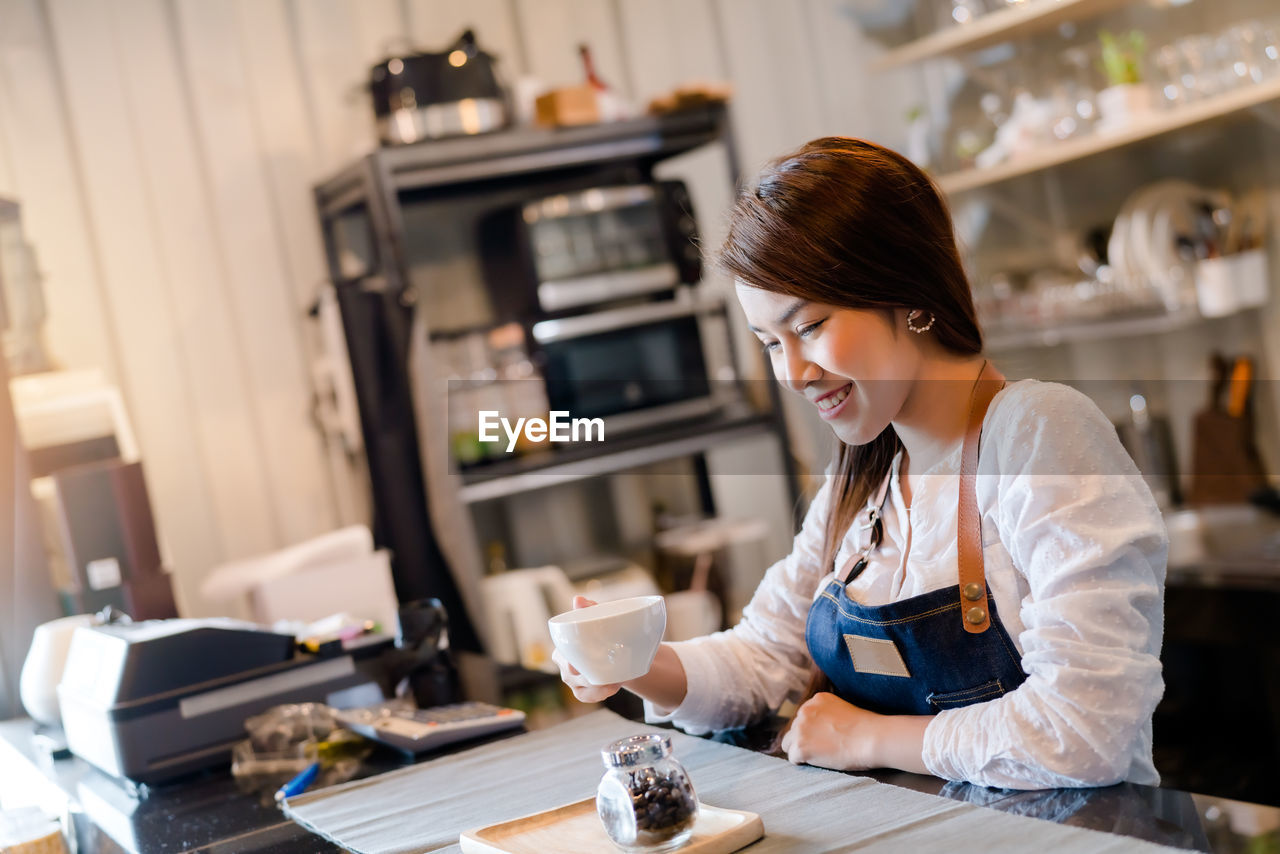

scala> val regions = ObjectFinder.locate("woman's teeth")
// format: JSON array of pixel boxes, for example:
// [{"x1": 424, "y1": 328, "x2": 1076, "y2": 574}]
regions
[{"x1": 817, "y1": 385, "x2": 850, "y2": 411}]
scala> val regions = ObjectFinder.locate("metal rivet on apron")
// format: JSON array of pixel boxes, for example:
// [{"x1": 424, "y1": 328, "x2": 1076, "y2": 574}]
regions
[
  {"x1": 965, "y1": 606, "x2": 987, "y2": 625},
  {"x1": 962, "y1": 582, "x2": 983, "y2": 602}
]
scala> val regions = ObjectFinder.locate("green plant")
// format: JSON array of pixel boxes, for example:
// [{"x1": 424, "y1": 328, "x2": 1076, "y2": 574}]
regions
[{"x1": 1099, "y1": 29, "x2": 1146, "y2": 87}]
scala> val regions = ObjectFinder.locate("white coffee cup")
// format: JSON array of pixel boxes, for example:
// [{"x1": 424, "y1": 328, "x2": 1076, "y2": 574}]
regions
[{"x1": 547, "y1": 595, "x2": 666, "y2": 685}]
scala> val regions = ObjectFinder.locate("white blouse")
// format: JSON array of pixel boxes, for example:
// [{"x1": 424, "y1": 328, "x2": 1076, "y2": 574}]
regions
[{"x1": 647, "y1": 379, "x2": 1168, "y2": 790}]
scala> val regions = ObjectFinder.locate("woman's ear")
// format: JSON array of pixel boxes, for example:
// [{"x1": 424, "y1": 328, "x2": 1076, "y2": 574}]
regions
[{"x1": 889, "y1": 307, "x2": 908, "y2": 336}]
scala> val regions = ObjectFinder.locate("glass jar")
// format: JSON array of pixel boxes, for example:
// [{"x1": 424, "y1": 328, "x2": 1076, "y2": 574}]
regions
[{"x1": 597, "y1": 734, "x2": 699, "y2": 853}]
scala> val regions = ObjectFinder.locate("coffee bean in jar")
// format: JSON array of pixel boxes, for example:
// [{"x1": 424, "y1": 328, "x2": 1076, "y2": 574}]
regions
[{"x1": 597, "y1": 733, "x2": 699, "y2": 852}]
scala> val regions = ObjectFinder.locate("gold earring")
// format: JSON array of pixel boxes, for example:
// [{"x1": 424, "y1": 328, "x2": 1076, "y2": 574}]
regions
[{"x1": 906, "y1": 310, "x2": 935, "y2": 334}]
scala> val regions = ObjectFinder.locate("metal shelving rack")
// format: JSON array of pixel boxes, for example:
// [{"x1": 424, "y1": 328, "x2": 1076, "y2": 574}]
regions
[{"x1": 312, "y1": 104, "x2": 799, "y2": 652}]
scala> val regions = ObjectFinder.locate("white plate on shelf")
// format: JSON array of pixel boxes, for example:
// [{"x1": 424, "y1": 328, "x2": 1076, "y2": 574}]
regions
[{"x1": 1109, "y1": 180, "x2": 1227, "y2": 286}]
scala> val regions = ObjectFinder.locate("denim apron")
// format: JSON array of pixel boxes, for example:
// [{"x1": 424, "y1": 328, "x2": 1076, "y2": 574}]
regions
[{"x1": 804, "y1": 363, "x2": 1028, "y2": 716}]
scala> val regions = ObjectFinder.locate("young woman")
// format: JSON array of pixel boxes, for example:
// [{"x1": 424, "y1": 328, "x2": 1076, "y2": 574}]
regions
[{"x1": 553, "y1": 137, "x2": 1167, "y2": 790}]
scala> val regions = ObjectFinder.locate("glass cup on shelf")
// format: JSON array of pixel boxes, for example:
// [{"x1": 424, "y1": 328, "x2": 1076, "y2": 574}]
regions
[
  {"x1": 1153, "y1": 43, "x2": 1190, "y2": 110},
  {"x1": 1215, "y1": 28, "x2": 1252, "y2": 90},
  {"x1": 1224, "y1": 21, "x2": 1272, "y2": 86},
  {"x1": 1173, "y1": 34, "x2": 1220, "y2": 102},
  {"x1": 1262, "y1": 18, "x2": 1280, "y2": 80},
  {"x1": 948, "y1": 0, "x2": 988, "y2": 26},
  {"x1": 1052, "y1": 47, "x2": 1099, "y2": 139},
  {"x1": 1210, "y1": 28, "x2": 1252, "y2": 93}
]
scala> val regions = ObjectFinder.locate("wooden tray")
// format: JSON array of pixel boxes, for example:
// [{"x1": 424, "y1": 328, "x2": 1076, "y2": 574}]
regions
[{"x1": 460, "y1": 798, "x2": 763, "y2": 854}]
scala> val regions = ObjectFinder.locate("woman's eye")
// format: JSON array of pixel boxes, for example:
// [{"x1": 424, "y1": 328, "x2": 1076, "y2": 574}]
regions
[
  {"x1": 798, "y1": 319, "x2": 825, "y2": 338},
  {"x1": 761, "y1": 340, "x2": 780, "y2": 354}
]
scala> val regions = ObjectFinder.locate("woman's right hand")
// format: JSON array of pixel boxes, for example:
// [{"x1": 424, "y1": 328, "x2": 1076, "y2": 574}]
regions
[{"x1": 552, "y1": 595, "x2": 625, "y2": 704}]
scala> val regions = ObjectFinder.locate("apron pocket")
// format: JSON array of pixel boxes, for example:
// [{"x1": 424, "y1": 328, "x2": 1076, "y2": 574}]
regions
[{"x1": 927, "y1": 679, "x2": 1006, "y2": 710}]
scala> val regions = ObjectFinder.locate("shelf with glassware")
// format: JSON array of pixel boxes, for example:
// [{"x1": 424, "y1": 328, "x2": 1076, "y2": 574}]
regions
[
  {"x1": 900, "y1": 8, "x2": 1280, "y2": 194},
  {"x1": 882, "y1": 8, "x2": 1278, "y2": 348},
  {"x1": 976, "y1": 178, "x2": 1271, "y2": 351},
  {"x1": 936, "y1": 73, "x2": 1280, "y2": 194},
  {"x1": 872, "y1": 0, "x2": 1138, "y2": 71},
  {"x1": 982, "y1": 296, "x2": 1258, "y2": 352}
]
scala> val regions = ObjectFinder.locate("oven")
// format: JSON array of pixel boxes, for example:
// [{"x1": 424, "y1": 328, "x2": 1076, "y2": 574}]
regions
[
  {"x1": 530, "y1": 296, "x2": 738, "y2": 435},
  {"x1": 479, "y1": 181, "x2": 701, "y2": 318}
]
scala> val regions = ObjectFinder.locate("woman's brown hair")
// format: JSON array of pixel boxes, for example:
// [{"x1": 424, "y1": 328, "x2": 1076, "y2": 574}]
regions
[{"x1": 718, "y1": 137, "x2": 983, "y2": 743}]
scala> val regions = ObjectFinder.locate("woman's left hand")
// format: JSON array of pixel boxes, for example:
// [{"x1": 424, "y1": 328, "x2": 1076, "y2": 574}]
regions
[{"x1": 780, "y1": 691, "x2": 883, "y2": 771}]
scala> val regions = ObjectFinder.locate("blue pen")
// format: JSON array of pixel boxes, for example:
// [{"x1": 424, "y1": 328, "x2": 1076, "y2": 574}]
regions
[{"x1": 275, "y1": 761, "x2": 320, "y2": 803}]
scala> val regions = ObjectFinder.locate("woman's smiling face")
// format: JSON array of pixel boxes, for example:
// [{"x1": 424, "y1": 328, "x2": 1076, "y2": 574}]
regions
[{"x1": 736, "y1": 282, "x2": 922, "y2": 446}]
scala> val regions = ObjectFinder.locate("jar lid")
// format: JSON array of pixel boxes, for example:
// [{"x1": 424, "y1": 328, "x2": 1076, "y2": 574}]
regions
[{"x1": 601, "y1": 733, "x2": 672, "y2": 768}]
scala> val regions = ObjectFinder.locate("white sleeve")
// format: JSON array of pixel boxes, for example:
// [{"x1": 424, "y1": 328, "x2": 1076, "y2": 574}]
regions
[
  {"x1": 922, "y1": 383, "x2": 1168, "y2": 789},
  {"x1": 643, "y1": 478, "x2": 834, "y2": 735}
]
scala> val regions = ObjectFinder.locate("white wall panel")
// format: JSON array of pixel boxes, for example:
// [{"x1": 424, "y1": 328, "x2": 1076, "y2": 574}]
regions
[
  {"x1": 615, "y1": 0, "x2": 729, "y2": 104},
  {"x1": 801, "y1": 0, "x2": 913, "y2": 145},
  {"x1": 173, "y1": 0, "x2": 336, "y2": 561},
  {"x1": 234, "y1": 0, "x2": 371, "y2": 528},
  {"x1": 291, "y1": 0, "x2": 378, "y2": 171},
  {"x1": 0, "y1": 0, "x2": 119, "y2": 378},
  {"x1": 406, "y1": 0, "x2": 525, "y2": 75},
  {"x1": 614, "y1": 0, "x2": 680, "y2": 106},
  {"x1": 103, "y1": 0, "x2": 280, "y2": 567},
  {"x1": 42, "y1": 0, "x2": 226, "y2": 605},
  {"x1": 713, "y1": 0, "x2": 827, "y2": 175},
  {"x1": 0, "y1": 95, "x2": 16, "y2": 196},
  {"x1": 346, "y1": 0, "x2": 405, "y2": 66},
  {"x1": 513, "y1": 0, "x2": 629, "y2": 96},
  {"x1": 661, "y1": 0, "x2": 726, "y2": 85}
]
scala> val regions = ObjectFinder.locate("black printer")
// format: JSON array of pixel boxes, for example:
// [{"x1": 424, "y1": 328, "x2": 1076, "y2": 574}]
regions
[{"x1": 57, "y1": 618, "x2": 390, "y2": 783}]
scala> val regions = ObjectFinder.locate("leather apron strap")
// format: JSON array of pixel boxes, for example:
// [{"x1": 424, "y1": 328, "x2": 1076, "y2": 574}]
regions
[{"x1": 957, "y1": 361, "x2": 1005, "y2": 634}]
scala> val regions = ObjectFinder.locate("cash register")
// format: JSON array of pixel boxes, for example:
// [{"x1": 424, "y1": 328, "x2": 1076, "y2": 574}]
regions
[{"x1": 57, "y1": 618, "x2": 390, "y2": 784}]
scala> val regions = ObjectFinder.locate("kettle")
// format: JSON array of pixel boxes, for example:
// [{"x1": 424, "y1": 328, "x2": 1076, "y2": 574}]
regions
[
  {"x1": 481, "y1": 567, "x2": 577, "y2": 673},
  {"x1": 19, "y1": 613, "x2": 96, "y2": 726},
  {"x1": 369, "y1": 29, "x2": 510, "y2": 146}
]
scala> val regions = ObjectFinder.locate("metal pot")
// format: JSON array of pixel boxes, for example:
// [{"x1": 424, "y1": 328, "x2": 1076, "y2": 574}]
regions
[{"x1": 369, "y1": 29, "x2": 510, "y2": 146}]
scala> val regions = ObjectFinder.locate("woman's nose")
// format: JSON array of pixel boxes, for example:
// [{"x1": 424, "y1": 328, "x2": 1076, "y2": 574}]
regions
[{"x1": 779, "y1": 346, "x2": 822, "y2": 392}]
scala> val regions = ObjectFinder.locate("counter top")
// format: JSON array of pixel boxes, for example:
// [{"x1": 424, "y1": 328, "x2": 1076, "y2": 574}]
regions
[
  {"x1": 1164, "y1": 507, "x2": 1280, "y2": 591},
  {"x1": 0, "y1": 718, "x2": 354, "y2": 853},
  {"x1": 3, "y1": 713, "x2": 1276, "y2": 853}
]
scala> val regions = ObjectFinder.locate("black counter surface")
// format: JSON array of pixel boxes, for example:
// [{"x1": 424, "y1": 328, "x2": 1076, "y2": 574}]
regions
[{"x1": 4, "y1": 710, "x2": 1278, "y2": 853}]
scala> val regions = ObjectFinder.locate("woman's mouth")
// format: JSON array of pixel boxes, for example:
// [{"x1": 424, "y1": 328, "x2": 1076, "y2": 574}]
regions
[{"x1": 815, "y1": 383, "x2": 852, "y2": 419}]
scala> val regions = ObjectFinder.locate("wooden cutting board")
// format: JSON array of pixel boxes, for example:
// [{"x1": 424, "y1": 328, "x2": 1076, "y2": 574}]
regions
[{"x1": 459, "y1": 798, "x2": 763, "y2": 854}]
